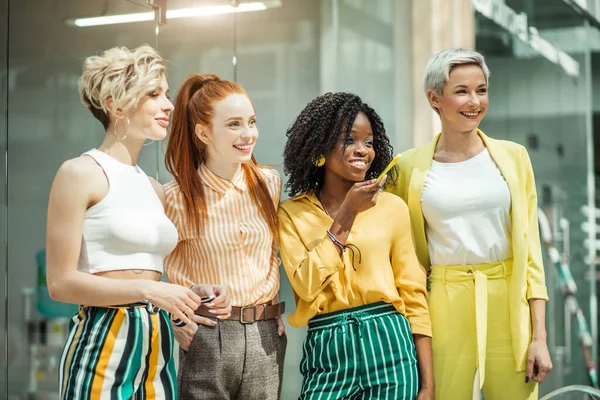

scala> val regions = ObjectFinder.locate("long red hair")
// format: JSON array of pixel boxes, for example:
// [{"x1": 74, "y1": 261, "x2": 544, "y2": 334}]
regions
[{"x1": 165, "y1": 73, "x2": 278, "y2": 241}]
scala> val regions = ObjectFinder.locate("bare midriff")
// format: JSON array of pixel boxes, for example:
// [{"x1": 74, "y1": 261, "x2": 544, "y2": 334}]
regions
[{"x1": 94, "y1": 269, "x2": 162, "y2": 281}]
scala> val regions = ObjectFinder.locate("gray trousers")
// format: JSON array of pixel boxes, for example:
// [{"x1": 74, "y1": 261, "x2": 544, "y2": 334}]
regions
[{"x1": 178, "y1": 318, "x2": 287, "y2": 399}]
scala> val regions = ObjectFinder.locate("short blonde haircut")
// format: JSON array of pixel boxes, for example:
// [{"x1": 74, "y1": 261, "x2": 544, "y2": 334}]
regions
[
  {"x1": 423, "y1": 47, "x2": 490, "y2": 95},
  {"x1": 79, "y1": 45, "x2": 167, "y2": 129}
]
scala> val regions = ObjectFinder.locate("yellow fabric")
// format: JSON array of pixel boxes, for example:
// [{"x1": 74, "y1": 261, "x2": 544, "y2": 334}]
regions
[
  {"x1": 474, "y1": 269, "x2": 489, "y2": 386},
  {"x1": 429, "y1": 260, "x2": 537, "y2": 400},
  {"x1": 278, "y1": 192, "x2": 431, "y2": 336},
  {"x1": 386, "y1": 129, "x2": 548, "y2": 370}
]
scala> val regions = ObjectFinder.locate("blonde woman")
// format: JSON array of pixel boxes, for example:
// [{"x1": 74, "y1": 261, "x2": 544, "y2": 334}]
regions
[
  {"x1": 387, "y1": 48, "x2": 552, "y2": 399},
  {"x1": 46, "y1": 46, "x2": 228, "y2": 399}
]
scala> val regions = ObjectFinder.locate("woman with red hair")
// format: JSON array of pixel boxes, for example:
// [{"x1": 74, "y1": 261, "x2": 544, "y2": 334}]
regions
[{"x1": 164, "y1": 74, "x2": 287, "y2": 399}]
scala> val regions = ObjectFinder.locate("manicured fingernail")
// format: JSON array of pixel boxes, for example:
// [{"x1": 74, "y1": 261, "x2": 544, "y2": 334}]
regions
[
  {"x1": 525, "y1": 376, "x2": 529, "y2": 384},
  {"x1": 206, "y1": 303, "x2": 215, "y2": 307},
  {"x1": 208, "y1": 309, "x2": 217, "y2": 313}
]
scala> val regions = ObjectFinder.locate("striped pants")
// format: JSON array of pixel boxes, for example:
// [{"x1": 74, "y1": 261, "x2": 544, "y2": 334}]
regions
[
  {"x1": 59, "y1": 302, "x2": 177, "y2": 399},
  {"x1": 300, "y1": 302, "x2": 419, "y2": 399}
]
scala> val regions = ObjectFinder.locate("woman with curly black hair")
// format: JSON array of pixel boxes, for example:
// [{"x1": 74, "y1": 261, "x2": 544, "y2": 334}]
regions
[{"x1": 278, "y1": 92, "x2": 434, "y2": 400}]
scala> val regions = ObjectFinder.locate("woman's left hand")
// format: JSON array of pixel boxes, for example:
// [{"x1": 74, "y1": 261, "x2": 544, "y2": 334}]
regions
[
  {"x1": 526, "y1": 338, "x2": 553, "y2": 383},
  {"x1": 416, "y1": 385, "x2": 435, "y2": 400}
]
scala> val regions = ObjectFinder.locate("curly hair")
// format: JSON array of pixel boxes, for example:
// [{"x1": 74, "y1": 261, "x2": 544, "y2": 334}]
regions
[
  {"x1": 283, "y1": 92, "x2": 396, "y2": 197},
  {"x1": 79, "y1": 45, "x2": 166, "y2": 129}
]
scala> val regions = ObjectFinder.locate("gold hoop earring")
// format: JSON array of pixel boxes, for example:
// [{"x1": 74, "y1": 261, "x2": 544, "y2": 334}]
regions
[
  {"x1": 314, "y1": 156, "x2": 325, "y2": 167},
  {"x1": 114, "y1": 117, "x2": 130, "y2": 141},
  {"x1": 142, "y1": 139, "x2": 155, "y2": 146}
]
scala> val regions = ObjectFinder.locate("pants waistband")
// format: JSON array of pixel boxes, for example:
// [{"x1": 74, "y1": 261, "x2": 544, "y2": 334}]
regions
[
  {"x1": 80, "y1": 301, "x2": 161, "y2": 313},
  {"x1": 308, "y1": 302, "x2": 397, "y2": 330},
  {"x1": 195, "y1": 301, "x2": 285, "y2": 324},
  {"x1": 430, "y1": 259, "x2": 513, "y2": 283}
]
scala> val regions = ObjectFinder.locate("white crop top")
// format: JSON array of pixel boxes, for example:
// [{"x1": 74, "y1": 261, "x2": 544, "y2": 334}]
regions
[
  {"x1": 77, "y1": 149, "x2": 178, "y2": 274},
  {"x1": 421, "y1": 148, "x2": 512, "y2": 266}
]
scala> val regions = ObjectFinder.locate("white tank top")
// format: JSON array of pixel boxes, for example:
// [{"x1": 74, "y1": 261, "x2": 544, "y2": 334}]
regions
[
  {"x1": 77, "y1": 149, "x2": 178, "y2": 274},
  {"x1": 421, "y1": 148, "x2": 512, "y2": 266}
]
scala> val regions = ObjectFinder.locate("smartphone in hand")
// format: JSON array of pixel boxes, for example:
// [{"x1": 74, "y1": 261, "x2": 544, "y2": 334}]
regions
[{"x1": 376, "y1": 153, "x2": 401, "y2": 183}]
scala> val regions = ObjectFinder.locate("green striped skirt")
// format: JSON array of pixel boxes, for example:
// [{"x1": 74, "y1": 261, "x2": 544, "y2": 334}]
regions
[
  {"x1": 300, "y1": 302, "x2": 419, "y2": 399},
  {"x1": 58, "y1": 302, "x2": 177, "y2": 399}
]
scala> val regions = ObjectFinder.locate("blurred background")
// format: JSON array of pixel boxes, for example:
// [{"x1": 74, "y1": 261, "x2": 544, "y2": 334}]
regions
[{"x1": 1, "y1": 0, "x2": 600, "y2": 398}]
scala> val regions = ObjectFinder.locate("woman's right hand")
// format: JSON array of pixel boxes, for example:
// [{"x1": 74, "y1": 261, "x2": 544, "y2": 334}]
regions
[
  {"x1": 145, "y1": 281, "x2": 202, "y2": 325},
  {"x1": 340, "y1": 176, "x2": 387, "y2": 216},
  {"x1": 172, "y1": 314, "x2": 212, "y2": 351}
]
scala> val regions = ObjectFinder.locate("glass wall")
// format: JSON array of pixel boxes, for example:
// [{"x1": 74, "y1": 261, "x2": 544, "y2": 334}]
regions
[
  {"x1": 474, "y1": 0, "x2": 597, "y2": 396},
  {"x1": 1, "y1": 0, "x2": 7, "y2": 398},
  {"x1": 3, "y1": 1, "x2": 410, "y2": 398},
  {"x1": 157, "y1": 1, "x2": 407, "y2": 397},
  {"x1": 6, "y1": 1, "x2": 159, "y2": 397}
]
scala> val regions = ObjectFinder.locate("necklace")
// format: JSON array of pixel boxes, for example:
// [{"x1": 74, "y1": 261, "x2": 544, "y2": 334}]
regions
[{"x1": 317, "y1": 191, "x2": 331, "y2": 217}]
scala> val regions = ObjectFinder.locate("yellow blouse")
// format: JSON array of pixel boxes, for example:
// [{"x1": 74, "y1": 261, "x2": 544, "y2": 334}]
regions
[{"x1": 278, "y1": 191, "x2": 431, "y2": 336}]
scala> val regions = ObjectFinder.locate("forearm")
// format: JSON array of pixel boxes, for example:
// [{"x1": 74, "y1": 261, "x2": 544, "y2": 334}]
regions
[
  {"x1": 48, "y1": 270, "x2": 154, "y2": 306},
  {"x1": 413, "y1": 334, "x2": 434, "y2": 389},
  {"x1": 328, "y1": 204, "x2": 357, "y2": 251},
  {"x1": 529, "y1": 298, "x2": 547, "y2": 340}
]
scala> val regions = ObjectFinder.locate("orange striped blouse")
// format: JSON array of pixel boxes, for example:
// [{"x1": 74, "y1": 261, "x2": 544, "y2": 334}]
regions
[{"x1": 163, "y1": 164, "x2": 282, "y2": 307}]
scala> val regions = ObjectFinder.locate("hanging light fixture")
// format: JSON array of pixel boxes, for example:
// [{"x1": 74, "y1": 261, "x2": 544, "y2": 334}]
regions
[{"x1": 65, "y1": 1, "x2": 280, "y2": 28}]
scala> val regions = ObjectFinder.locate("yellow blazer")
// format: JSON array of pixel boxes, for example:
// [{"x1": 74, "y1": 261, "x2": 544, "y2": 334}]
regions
[{"x1": 387, "y1": 129, "x2": 548, "y2": 370}]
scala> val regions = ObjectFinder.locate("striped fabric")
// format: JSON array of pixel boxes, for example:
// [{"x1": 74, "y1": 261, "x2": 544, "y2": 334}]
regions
[
  {"x1": 164, "y1": 164, "x2": 282, "y2": 307},
  {"x1": 58, "y1": 304, "x2": 177, "y2": 399},
  {"x1": 300, "y1": 302, "x2": 419, "y2": 400}
]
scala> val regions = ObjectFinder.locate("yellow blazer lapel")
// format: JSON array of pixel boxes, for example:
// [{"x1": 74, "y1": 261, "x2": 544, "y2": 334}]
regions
[
  {"x1": 478, "y1": 130, "x2": 531, "y2": 370},
  {"x1": 479, "y1": 130, "x2": 523, "y2": 241},
  {"x1": 406, "y1": 136, "x2": 439, "y2": 269}
]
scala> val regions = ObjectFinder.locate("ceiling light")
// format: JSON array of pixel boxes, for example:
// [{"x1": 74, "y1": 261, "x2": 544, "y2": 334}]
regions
[{"x1": 68, "y1": 2, "x2": 272, "y2": 27}]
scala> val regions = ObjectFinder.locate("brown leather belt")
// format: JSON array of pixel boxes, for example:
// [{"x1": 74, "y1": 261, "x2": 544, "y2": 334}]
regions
[{"x1": 195, "y1": 301, "x2": 285, "y2": 324}]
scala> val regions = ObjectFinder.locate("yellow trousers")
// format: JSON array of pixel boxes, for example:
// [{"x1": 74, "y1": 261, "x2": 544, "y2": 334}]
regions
[{"x1": 429, "y1": 260, "x2": 538, "y2": 400}]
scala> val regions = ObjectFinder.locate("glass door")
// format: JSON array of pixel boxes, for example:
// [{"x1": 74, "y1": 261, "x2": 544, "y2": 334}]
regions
[{"x1": 6, "y1": 1, "x2": 158, "y2": 397}]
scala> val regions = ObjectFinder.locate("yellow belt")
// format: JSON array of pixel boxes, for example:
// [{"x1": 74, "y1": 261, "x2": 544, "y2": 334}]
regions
[{"x1": 430, "y1": 259, "x2": 512, "y2": 390}]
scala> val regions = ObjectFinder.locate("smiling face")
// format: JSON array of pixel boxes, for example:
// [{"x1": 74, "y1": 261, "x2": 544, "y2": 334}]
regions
[
  {"x1": 324, "y1": 112, "x2": 375, "y2": 183},
  {"x1": 428, "y1": 64, "x2": 489, "y2": 132},
  {"x1": 124, "y1": 75, "x2": 173, "y2": 141},
  {"x1": 197, "y1": 93, "x2": 257, "y2": 165}
]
